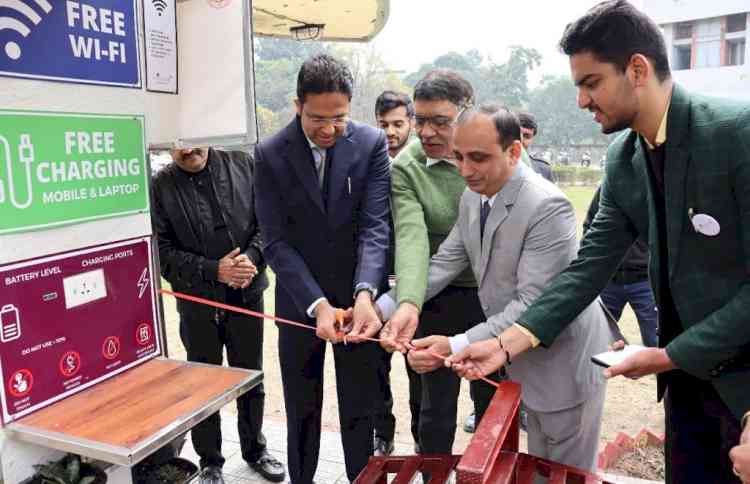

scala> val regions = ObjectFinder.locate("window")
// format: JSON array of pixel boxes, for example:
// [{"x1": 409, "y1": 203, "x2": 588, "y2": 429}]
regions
[
  {"x1": 694, "y1": 18, "x2": 722, "y2": 68},
  {"x1": 674, "y1": 22, "x2": 693, "y2": 40},
  {"x1": 673, "y1": 45, "x2": 692, "y2": 70},
  {"x1": 727, "y1": 13, "x2": 747, "y2": 33},
  {"x1": 727, "y1": 39, "x2": 746, "y2": 66}
]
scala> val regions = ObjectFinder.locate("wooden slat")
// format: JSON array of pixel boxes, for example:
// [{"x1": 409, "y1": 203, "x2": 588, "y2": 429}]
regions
[
  {"x1": 548, "y1": 466, "x2": 567, "y2": 484},
  {"x1": 392, "y1": 456, "x2": 423, "y2": 484},
  {"x1": 354, "y1": 457, "x2": 387, "y2": 484},
  {"x1": 456, "y1": 381, "x2": 522, "y2": 483},
  {"x1": 428, "y1": 455, "x2": 461, "y2": 484},
  {"x1": 481, "y1": 451, "x2": 516, "y2": 484},
  {"x1": 514, "y1": 454, "x2": 537, "y2": 484},
  {"x1": 14, "y1": 358, "x2": 252, "y2": 449}
]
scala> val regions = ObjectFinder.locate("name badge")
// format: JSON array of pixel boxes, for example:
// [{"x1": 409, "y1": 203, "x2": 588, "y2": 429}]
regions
[{"x1": 691, "y1": 213, "x2": 720, "y2": 237}]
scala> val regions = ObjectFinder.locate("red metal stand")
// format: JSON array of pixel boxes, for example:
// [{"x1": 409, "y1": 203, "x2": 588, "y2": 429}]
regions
[{"x1": 354, "y1": 381, "x2": 613, "y2": 484}]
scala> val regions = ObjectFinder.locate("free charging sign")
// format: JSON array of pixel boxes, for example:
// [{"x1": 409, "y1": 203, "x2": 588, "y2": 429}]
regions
[
  {"x1": 0, "y1": 0, "x2": 140, "y2": 87},
  {"x1": 0, "y1": 110, "x2": 148, "y2": 234}
]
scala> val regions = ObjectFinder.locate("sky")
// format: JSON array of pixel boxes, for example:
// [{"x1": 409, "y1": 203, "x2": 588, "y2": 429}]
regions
[{"x1": 369, "y1": 0, "x2": 645, "y2": 85}]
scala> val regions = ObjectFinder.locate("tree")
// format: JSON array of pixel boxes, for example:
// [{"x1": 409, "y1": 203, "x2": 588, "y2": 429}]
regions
[
  {"x1": 254, "y1": 37, "x2": 328, "y2": 62},
  {"x1": 483, "y1": 46, "x2": 541, "y2": 109},
  {"x1": 253, "y1": 38, "x2": 411, "y2": 137},
  {"x1": 402, "y1": 47, "x2": 541, "y2": 109},
  {"x1": 527, "y1": 75, "x2": 609, "y2": 147},
  {"x1": 332, "y1": 44, "x2": 411, "y2": 126}
]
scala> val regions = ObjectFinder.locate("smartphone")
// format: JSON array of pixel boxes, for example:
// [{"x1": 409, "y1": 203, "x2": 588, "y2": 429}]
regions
[{"x1": 591, "y1": 344, "x2": 647, "y2": 368}]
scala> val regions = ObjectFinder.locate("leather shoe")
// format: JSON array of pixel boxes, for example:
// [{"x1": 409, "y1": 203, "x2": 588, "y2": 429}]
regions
[
  {"x1": 374, "y1": 436, "x2": 394, "y2": 456},
  {"x1": 198, "y1": 466, "x2": 225, "y2": 484},
  {"x1": 463, "y1": 412, "x2": 476, "y2": 433},
  {"x1": 248, "y1": 450, "x2": 286, "y2": 482}
]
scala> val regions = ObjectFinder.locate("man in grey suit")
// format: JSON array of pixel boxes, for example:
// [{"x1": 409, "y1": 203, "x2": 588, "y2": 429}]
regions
[{"x1": 378, "y1": 104, "x2": 614, "y2": 472}]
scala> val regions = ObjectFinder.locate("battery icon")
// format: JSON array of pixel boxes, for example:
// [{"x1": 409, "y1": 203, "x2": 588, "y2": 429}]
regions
[{"x1": 1, "y1": 304, "x2": 21, "y2": 343}]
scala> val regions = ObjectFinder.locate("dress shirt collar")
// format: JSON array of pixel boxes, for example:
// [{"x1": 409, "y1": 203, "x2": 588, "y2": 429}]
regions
[
  {"x1": 642, "y1": 95, "x2": 671, "y2": 150},
  {"x1": 480, "y1": 193, "x2": 498, "y2": 207},
  {"x1": 426, "y1": 157, "x2": 456, "y2": 168}
]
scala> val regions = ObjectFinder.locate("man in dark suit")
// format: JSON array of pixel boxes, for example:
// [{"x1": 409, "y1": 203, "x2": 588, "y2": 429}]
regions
[
  {"x1": 254, "y1": 54, "x2": 391, "y2": 484},
  {"x1": 446, "y1": 1, "x2": 750, "y2": 482},
  {"x1": 517, "y1": 112, "x2": 553, "y2": 182}
]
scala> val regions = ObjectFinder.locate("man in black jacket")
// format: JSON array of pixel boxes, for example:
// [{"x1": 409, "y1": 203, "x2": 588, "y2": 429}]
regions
[
  {"x1": 584, "y1": 185, "x2": 658, "y2": 347},
  {"x1": 151, "y1": 147, "x2": 285, "y2": 484}
]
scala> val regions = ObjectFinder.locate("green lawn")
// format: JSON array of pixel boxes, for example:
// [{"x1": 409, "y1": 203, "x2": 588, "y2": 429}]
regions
[{"x1": 560, "y1": 185, "x2": 597, "y2": 237}]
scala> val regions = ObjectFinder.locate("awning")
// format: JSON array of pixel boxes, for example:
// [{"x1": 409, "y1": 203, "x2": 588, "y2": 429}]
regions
[{"x1": 252, "y1": 0, "x2": 390, "y2": 42}]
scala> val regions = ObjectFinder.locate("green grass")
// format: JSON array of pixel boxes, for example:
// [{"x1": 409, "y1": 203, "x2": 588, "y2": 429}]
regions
[{"x1": 561, "y1": 185, "x2": 597, "y2": 238}]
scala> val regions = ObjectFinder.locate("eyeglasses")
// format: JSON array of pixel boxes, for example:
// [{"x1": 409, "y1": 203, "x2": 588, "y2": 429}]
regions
[
  {"x1": 414, "y1": 105, "x2": 468, "y2": 131},
  {"x1": 304, "y1": 112, "x2": 349, "y2": 128}
]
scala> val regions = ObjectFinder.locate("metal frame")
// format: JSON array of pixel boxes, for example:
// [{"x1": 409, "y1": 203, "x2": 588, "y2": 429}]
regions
[{"x1": 3, "y1": 359, "x2": 262, "y2": 467}]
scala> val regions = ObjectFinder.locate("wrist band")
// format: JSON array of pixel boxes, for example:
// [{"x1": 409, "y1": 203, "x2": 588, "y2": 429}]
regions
[{"x1": 497, "y1": 336, "x2": 512, "y2": 366}]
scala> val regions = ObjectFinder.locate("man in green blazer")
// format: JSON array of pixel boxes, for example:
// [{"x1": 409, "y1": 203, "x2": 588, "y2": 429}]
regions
[{"x1": 445, "y1": 1, "x2": 750, "y2": 482}]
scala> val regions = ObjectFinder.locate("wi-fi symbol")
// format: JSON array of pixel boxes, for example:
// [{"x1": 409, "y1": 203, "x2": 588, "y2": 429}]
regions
[
  {"x1": 152, "y1": 0, "x2": 168, "y2": 16},
  {"x1": 0, "y1": 0, "x2": 53, "y2": 60}
]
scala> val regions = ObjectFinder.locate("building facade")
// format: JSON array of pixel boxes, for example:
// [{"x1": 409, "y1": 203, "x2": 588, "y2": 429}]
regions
[{"x1": 643, "y1": 0, "x2": 749, "y2": 100}]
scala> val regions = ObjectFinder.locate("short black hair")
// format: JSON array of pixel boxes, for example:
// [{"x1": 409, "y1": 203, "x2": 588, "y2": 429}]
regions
[
  {"x1": 559, "y1": 0, "x2": 671, "y2": 82},
  {"x1": 296, "y1": 54, "x2": 354, "y2": 103},
  {"x1": 457, "y1": 103, "x2": 520, "y2": 150},
  {"x1": 413, "y1": 69, "x2": 474, "y2": 107},
  {"x1": 517, "y1": 112, "x2": 538, "y2": 135},
  {"x1": 375, "y1": 91, "x2": 415, "y2": 118}
]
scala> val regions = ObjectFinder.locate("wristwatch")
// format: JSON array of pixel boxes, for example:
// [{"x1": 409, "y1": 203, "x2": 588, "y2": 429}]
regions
[{"x1": 354, "y1": 282, "x2": 378, "y2": 301}]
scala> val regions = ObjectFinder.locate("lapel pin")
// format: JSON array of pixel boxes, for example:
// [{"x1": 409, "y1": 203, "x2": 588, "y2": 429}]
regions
[{"x1": 690, "y1": 210, "x2": 720, "y2": 237}]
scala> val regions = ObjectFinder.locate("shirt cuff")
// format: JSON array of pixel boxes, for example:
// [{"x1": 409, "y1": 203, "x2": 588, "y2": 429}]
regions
[
  {"x1": 514, "y1": 323, "x2": 541, "y2": 348},
  {"x1": 307, "y1": 297, "x2": 327, "y2": 318},
  {"x1": 448, "y1": 333, "x2": 470, "y2": 354},
  {"x1": 376, "y1": 293, "x2": 397, "y2": 320}
]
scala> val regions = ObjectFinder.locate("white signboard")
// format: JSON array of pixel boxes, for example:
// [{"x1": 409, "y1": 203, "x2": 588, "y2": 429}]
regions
[{"x1": 144, "y1": 0, "x2": 178, "y2": 93}]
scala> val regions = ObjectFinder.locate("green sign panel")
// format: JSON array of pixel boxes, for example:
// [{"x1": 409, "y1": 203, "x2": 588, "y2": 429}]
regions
[{"x1": 0, "y1": 111, "x2": 148, "y2": 234}]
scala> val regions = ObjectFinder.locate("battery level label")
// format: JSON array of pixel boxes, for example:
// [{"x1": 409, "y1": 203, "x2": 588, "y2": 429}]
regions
[{"x1": 1, "y1": 304, "x2": 22, "y2": 343}]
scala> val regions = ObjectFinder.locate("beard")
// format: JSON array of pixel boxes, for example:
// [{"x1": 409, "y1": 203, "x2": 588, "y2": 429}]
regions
[{"x1": 601, "y1": 118, "x2": 632, "y2": 134}]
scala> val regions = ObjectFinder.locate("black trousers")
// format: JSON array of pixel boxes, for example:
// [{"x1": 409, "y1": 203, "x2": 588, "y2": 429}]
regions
[
  {"x1": 178, "y1": 296, "x2": 267, "y2": 468},
  {"x1": 374, "y1": 348, "x2": 422, "y2": 446},
  {"x1": 278, "y1": 320, "x2": 381, "y2": 484},
  {"x1": 664, "y1": 372, "x2": 742, "y2": 484},
  {"x1": 416, "y1": 285, "x2": 498, "y2": 454}
]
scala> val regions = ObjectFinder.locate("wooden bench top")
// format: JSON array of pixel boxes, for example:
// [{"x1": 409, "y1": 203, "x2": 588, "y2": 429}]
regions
[{"x1": 4, "y1": 357, "x2": 261, "y2": 466}]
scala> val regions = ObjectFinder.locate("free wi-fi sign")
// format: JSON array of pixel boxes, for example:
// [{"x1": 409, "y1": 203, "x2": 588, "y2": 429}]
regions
[
  {"x1": 0, "y1": 0, "x2": 52, "y2": 61},
  {"x1": 0, "y1": 0, "x2": 141, "y2": 88}
]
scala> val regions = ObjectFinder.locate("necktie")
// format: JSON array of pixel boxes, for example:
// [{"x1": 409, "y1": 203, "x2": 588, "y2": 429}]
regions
[
  {"x1": 312, "y1": 147, "x2": 326, "y2": 189},
  {"x1": 480, "y1": 200, "x2": 491, "y2": 241}
]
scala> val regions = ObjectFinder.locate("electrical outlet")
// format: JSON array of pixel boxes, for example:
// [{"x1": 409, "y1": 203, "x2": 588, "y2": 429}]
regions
[{"x1": 63, "y1": 268, "x2": 107, "y2": 309}]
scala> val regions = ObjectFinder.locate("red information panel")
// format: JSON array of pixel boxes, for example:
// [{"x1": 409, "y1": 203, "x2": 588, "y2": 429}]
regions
[{"x1": 0, "y1": 238, "x2": 159, "y2": 424}]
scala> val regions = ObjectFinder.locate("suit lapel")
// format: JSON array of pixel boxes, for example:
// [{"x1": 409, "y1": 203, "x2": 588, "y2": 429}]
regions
[
  {"x1": 466, "y1": 191, "x2": 483, "y2": 278},
  {"x1": 663, "y1": 85, "x2": 692, "y2": 278},
  {"x1": 477, "y1": 163, "x2": 526, "y2": 284},
  {"x1": 284, "y1": 118, "x2": 325, "y2": 213},
  {"x1": 478, "y1": 202, "x2": 508, "y2": 285},
  {"x1": 326, "y1": 123, "x2": 355, "y2": 223}
]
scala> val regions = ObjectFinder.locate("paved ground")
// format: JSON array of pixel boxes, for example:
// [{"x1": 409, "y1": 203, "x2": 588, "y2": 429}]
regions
[{"x1": 178, "y1": 409, "x2": 658, "y2": 484}]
